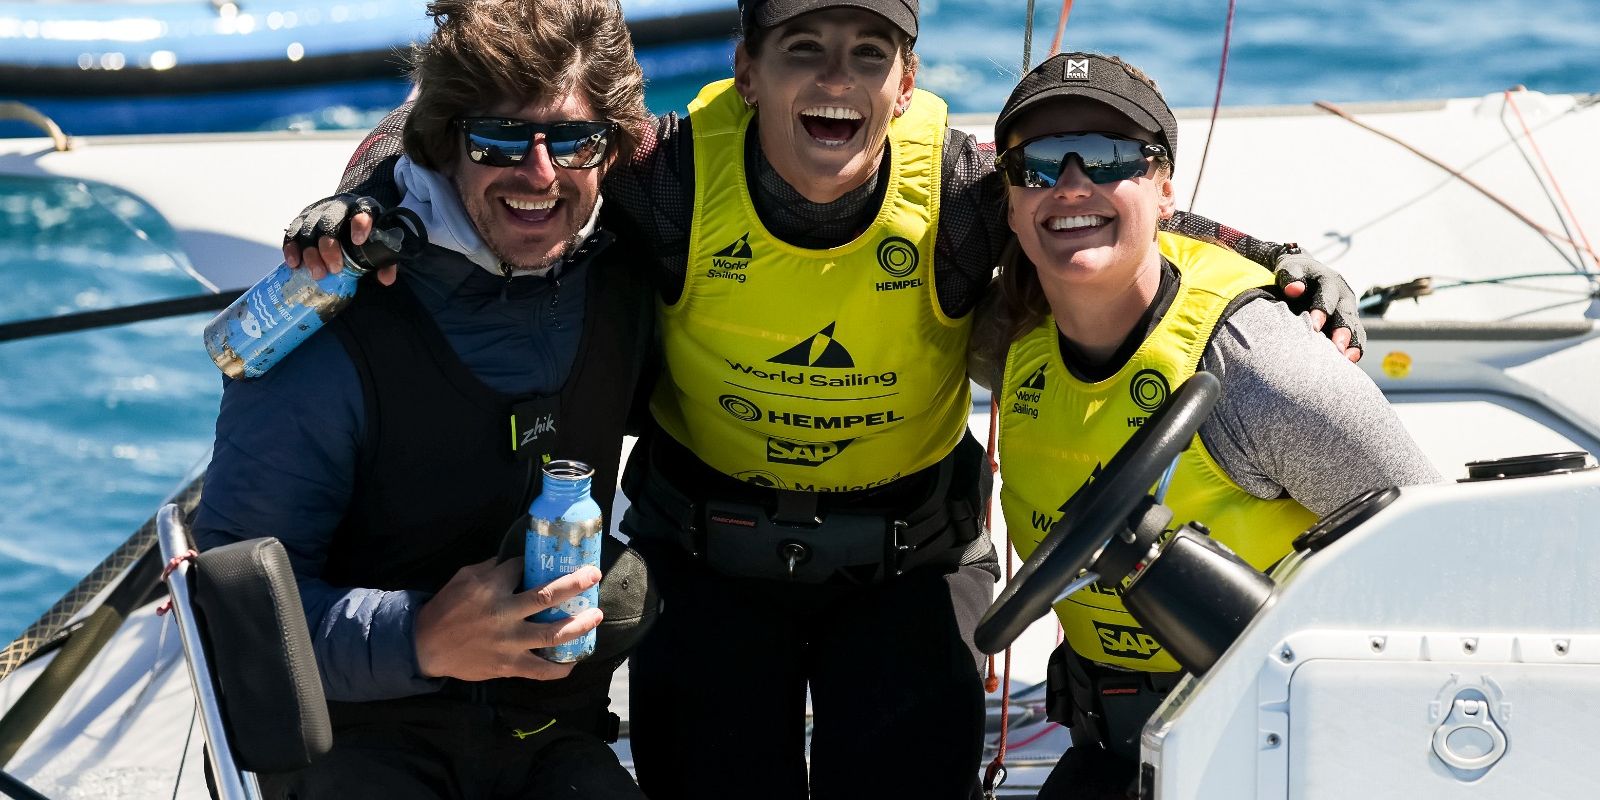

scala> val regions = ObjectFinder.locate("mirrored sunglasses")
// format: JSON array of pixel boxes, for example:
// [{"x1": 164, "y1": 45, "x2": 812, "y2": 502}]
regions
[
  {"x1": 997, "y1": 132, "x2": 1168, "y2": 188},
  {"x1": 457, "y1": 117, "x2": 615, "y2": 169}
]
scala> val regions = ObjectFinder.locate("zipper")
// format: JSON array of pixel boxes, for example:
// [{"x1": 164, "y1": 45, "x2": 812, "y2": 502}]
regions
[{"x1": 548, "y1": 274, "x2": 561, "y2": 329}]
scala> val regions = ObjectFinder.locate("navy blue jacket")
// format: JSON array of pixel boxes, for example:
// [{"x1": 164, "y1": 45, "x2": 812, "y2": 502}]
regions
[{"x1": 194, "y1": 243, "x2": 589, "y2": 702}]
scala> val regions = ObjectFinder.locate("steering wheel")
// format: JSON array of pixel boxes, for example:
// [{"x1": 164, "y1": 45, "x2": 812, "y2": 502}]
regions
[{"x1": 974, "y1": 371, "x2": 1223, "y2": 655}]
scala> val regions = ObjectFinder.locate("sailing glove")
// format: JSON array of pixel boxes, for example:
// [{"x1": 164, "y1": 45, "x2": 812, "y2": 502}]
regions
[
  {"x1": 1274, "y1": 247, "x2": 1366, "y2": 356},
  {"x1": 283, "y1": 193, "x2": 380, "y2": 251}
]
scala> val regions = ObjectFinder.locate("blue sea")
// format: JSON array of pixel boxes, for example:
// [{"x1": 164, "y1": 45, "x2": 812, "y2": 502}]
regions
[{"x1": 2, "y1": 0, "x2": 1598, "y2": 640}]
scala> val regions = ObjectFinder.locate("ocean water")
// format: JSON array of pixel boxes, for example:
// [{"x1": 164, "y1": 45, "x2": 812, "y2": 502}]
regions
[{"x1": 2, "y1": 0, "x2": 1597, "y2": 640}]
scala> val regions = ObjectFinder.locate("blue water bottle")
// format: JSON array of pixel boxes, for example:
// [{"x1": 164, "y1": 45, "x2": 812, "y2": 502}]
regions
[
  {"x1": 525, "y1": 459, "x2": 604, "y2": 663},
  {"x1": 203, "y1": 207, "x2": 426, "y2": 379}
]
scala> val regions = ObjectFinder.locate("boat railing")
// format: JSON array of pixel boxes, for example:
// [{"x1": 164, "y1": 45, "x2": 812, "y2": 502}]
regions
[
  {"x1": 0, "y1": 103, "x2": 70, "y2": 152},
  {"x1": 155, "y1": 505, "x2": 264, "y2": 800},
  {"x1": 1364, "y1": 318, "x2": 1596, "y2": 341}
]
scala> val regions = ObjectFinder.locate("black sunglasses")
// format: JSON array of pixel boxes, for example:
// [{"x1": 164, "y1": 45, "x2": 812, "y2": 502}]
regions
[
  {"x1": 997, "y1": 132, "x2": 1168, "y2": 188},
  {"x1": 457, "y1": 117, "x2": 615, "y2": 169}
]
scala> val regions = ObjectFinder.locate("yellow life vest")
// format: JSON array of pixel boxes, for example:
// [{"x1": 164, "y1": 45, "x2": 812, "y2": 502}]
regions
[
  {"x1": 650, "y1": 79, "x2": 970, "y2": 491},
  {"x1": 998, "y1": 233, "x2": 1319, "y2": 672}
]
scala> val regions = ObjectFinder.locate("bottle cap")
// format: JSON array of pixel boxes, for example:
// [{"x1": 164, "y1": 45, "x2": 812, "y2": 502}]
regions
[{"x1": 347, "y1": 207, "x2": 428, "y2": 272}]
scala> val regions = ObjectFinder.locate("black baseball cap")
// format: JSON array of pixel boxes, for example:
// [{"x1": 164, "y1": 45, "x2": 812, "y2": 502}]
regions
[
  {"x1": 739, "y1": 0, "x2": 919, "y2": 40},
  {"x1": 995, "y1": 52, "x2": 1178, "y2": 170}
]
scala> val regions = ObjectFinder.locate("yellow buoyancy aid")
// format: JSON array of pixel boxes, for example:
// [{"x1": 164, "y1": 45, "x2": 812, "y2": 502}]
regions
[
  {"x1": 999, "y1": 233, "x2": 1319, "y2": 671},
  {"x1": 650, "y1": 79, "x2": 970, "y2": 492}
]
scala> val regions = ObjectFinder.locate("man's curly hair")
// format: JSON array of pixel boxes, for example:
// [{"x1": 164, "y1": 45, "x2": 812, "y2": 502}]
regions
[{"x1": 403, "y1": 0, "x2": 650, "y2": 172}]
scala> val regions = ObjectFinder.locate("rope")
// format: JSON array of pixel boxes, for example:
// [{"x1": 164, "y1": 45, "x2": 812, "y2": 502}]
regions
[
  {"x1": 1047, "y1": 0, "x2": 1074, "y2": 56},
  {"x1": 1503, "y1": 89, "x2": 1600, "y2": 272},
  {"x1": 1186, "y1": 0, "x2": 1239, "y2": 212},
  {"x1": 1009, "y1": 721, "x2": 1063, "y2": 751},
  {"x1": 981, "y1": 391, "x2": 1014, "y2": 797},
  {"x1": 983, "y1": 391, "x2": 1002, "y2": 695},
  {"x1": 1315, "y1": 100, "x2": 1600, "y2": 264},
  {"x1": 155, "y1": 550, "x2": 198, "y2": 616}
]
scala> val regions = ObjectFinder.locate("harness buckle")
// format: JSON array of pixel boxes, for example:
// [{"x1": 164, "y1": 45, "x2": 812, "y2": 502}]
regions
[
  {"x1": 891, "y1": 519, "x2": 912, "y2": 575},
  {"x1": 781, "y1": 541, "x2": 810, "y2": 579}
]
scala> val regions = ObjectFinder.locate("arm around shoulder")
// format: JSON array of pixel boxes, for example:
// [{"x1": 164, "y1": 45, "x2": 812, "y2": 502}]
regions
[{"x1": 1198, "y1": 299, "x2": 1440, "y2": 517}]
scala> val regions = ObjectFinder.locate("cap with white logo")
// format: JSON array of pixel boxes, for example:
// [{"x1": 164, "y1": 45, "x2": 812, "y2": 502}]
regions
[{"x1": 994, "y1": 52, "x2": 1179, "y2": 171}]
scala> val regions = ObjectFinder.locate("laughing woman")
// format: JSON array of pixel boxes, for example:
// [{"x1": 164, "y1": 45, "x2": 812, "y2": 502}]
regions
[{"x1": 973, "y1": 53, "x2": 1440, "y2": 799}]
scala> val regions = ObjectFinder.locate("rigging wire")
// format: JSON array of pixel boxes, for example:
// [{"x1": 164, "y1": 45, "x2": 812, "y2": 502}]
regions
[
  {"x1": 1427, "y1": 271, "x2": 1598, "y2": 295},
  {"x1": 1314, "y1": 100, "x2": 1600, "y2": 265},
  {"x1": 1497, "y1": 95, "x2": 1588, "y2": 272},
  {"x1": 170, "y1": 697, "x2": 198, "y2": 800},
  {"x1": 1021, "y1": 0, "x2": 1036, "y2": 75},
  {"x1": 1503, "y1": 89, "x2": 1600, "y2": 274},
  {"x1": 1360, "y1": 271, "x2": 1599, "y2": 312},
  {"x1": 1185, "y1": 0, "x2": 1239, "y2": 212}
]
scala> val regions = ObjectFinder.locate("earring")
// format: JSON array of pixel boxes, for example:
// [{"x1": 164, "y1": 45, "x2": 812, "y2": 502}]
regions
[
  {"x1": 893, "y1": 105, "x2": 906, "y2": 118},
  {"x1": 743, "y1": 96, "x2": 757, "y2": 108}
]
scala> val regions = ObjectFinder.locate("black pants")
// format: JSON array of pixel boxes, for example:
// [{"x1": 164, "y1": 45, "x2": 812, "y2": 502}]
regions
[
  {"x1": 256, "y1": 695, "x2": 642, "y2": 800},
  {"x1": 1037, "y1": 648, "x2": 1174, "y2": 800},
  {"x1": 626, "y1": 535, "x2": 993, "y2": 800},
  {"x1": 1037, "y1": 745, "x2": 1139, "y2": 800}
]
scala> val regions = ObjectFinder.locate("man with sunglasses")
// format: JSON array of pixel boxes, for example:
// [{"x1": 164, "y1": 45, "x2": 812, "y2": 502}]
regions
[
  {"x1": 193, "y1": 1, "x2": 657, "y2": 797},
  {"x1": 971, "y1": 53, "x2": 1439, "y2": 799}
]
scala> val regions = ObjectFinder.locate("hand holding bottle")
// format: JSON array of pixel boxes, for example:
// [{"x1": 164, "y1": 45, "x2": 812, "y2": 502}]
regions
[
  {"x1": 282, "y1": 194, "x2": 400, "y2": 286},
  {"x1": 412, "y1": 556, "x2": 605, "y2": 683},
  {"x1": 204, "y1": 201, "x2": 425, "y2": 379}
]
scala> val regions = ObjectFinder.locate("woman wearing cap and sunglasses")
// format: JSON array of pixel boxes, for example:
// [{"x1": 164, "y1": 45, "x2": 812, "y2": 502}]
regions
[
  {"x1": 973, "y1": 53, "x2": 1439, "y2": 799},
  {"x1": 282, "y1": 3, "x2": 1367, "y2": 797}
]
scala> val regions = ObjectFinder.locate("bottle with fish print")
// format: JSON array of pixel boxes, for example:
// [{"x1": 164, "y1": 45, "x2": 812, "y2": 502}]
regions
[{"x1": 203, "y1": 207, "x2": 425, "y2": 379}]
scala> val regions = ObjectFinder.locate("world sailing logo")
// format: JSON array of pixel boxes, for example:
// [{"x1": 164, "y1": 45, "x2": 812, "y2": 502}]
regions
[
  {"x1": 707, "y1": 233, "x2": 753, "y2": 283},
  {"x1": 1012, "y1": 365, "x2": 1046, "y2": 419},
  {"x1": 768, "y1": 321, "x2": 854, "y2": 368},
  {"x1": 723, "y1": 322, "x2": 897, "y2": 388}
]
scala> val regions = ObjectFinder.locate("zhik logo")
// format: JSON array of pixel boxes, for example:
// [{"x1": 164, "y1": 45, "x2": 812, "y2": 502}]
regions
[
  {"x1": 517, "y1": 414, "x2": 557, "y2": 448},
  {"x1": 768, "y1": 322, "x2": 855, "y2": 368},
  {"x1": 1093, "y1": 621, "x2": 1162, "y2": 660},
  {"x1": 766, "y1": 436, "x2": 854, "y2": 467},
  {"x1": 1065, "y1": 58, "x2": 1090, "y2": 80}
]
